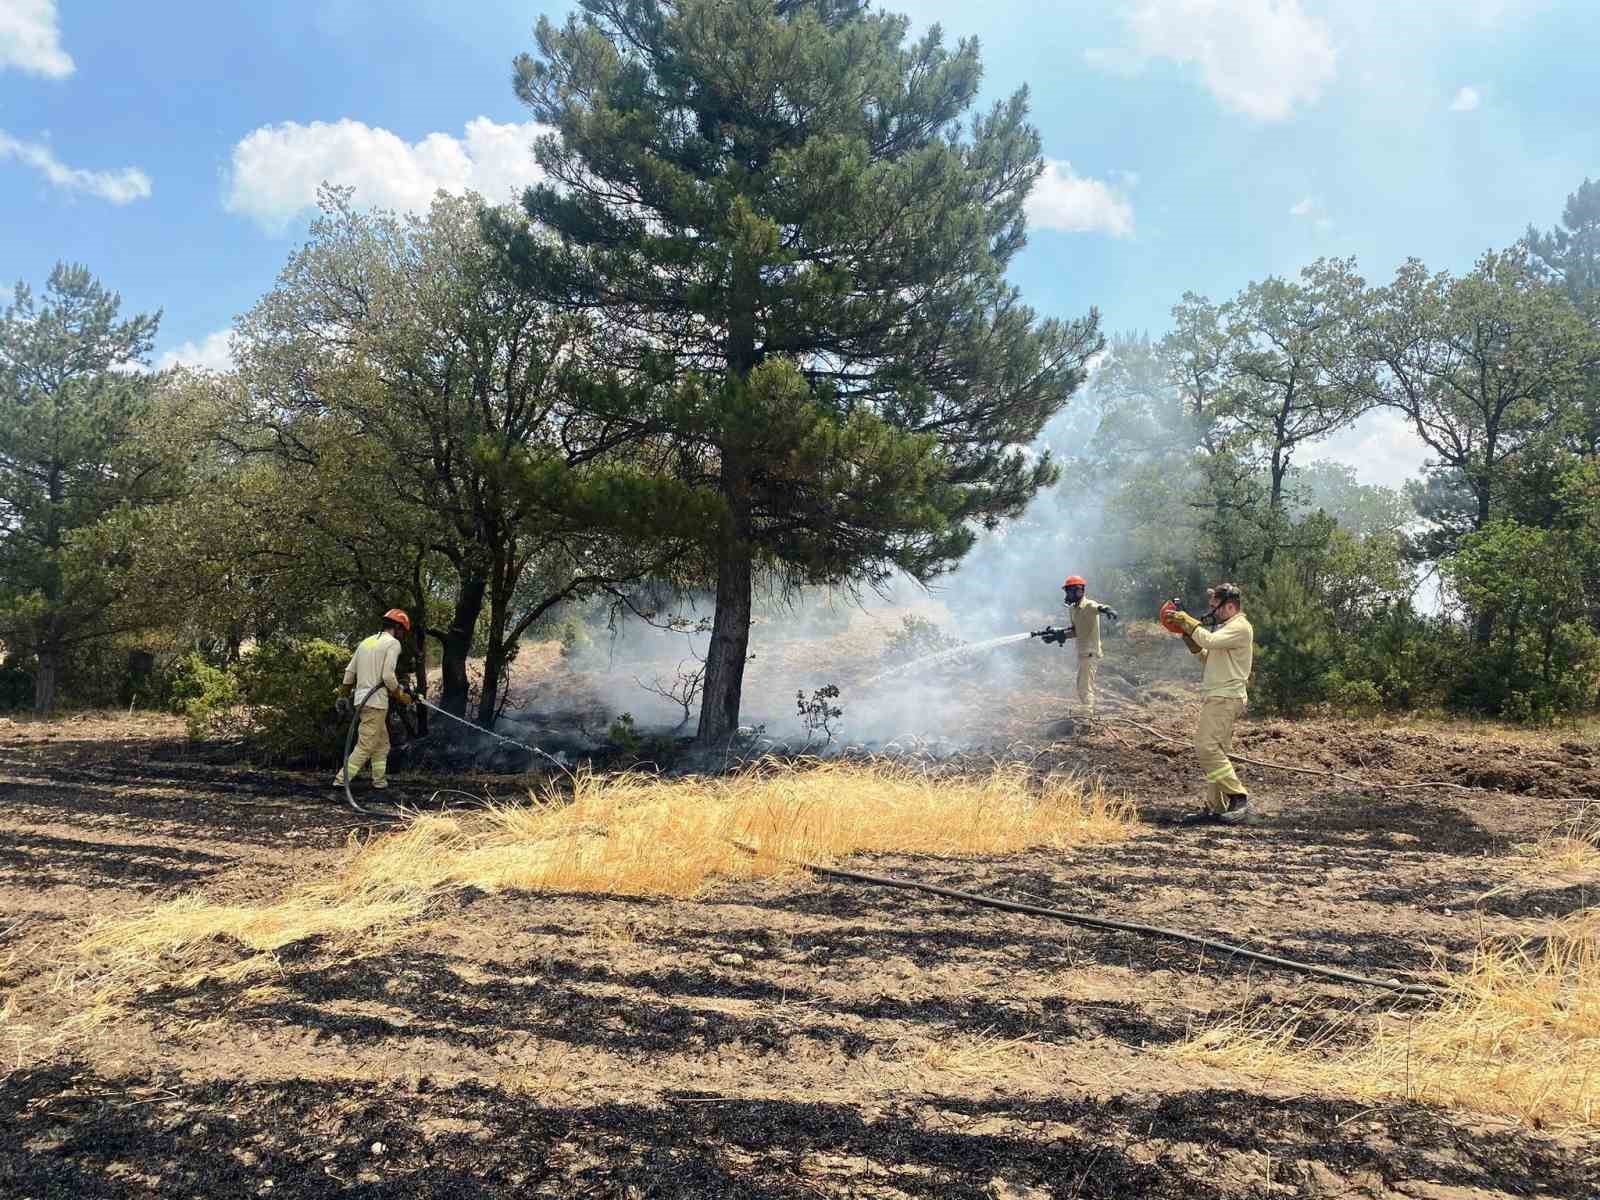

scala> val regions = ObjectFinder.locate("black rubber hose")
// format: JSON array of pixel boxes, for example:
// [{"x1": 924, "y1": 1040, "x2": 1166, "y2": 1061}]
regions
[{"x1": 733, "y1": 844, "x2": 1439, "y2": 997}]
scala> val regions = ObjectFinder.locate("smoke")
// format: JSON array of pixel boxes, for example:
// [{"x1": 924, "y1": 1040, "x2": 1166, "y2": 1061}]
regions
[
  {"x1": 488, "y1": 338, "x2": 1417, "y2": 759},
  {"x1": 487, "y1": 381, "x2": 1130, "y2": 755}
]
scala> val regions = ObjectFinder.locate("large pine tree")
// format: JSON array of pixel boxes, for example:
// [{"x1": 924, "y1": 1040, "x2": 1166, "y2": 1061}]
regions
[
  {"x1": 0, "y1": 264, "x2": 163, "y2": 713},
  {"x1": 505, "y1": 0, "x2": 1101, "y2": 742}
]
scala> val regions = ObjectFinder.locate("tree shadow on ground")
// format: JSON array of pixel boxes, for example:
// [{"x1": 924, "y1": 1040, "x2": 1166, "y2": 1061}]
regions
[
  {"x1": 0, "y1": 831, "x2": 234, "y2": 891},
  {"x1": 5, "y1": 1066, "x2": 1591, "y2": 1200}
]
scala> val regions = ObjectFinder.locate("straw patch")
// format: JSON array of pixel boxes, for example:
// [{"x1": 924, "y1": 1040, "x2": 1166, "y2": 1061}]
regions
[
  {"x1": 1519, "y1": 806, "x2": 1600, "y2": 874},
  {"x1": 65, "y1": 761, "x2": 1136, "y2": 1017},
  {"x1": 1171, "y1": 909, "x2": 1600, "y2": 1129}
]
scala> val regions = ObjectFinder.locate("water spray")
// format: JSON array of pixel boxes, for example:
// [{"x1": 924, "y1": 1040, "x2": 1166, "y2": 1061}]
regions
[{"x1": 859, "y1": 631, "x2": 1035, "y2": 689}]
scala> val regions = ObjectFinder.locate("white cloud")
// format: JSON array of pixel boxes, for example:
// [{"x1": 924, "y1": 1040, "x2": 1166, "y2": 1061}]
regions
[
  {"x1": 155, "y1": 330, "x2": 234, "y2": 374},
  {"x1": 1127, "y1": 0, "x2": 1337, "y2": 121},
  {"x1": 1449, "y1": 85, "x2": 1481, "y2": 112},
  {"x1": 1287, "y1": 195, "x2": 1333, "y2": 231},
  {"x1": 0, "y1": 0, "x2": 73, "y2": 78},
  {"x1": 225, "y1": 116, "x2": 549, "y2": 233},
  {"x1": 1310, "y1": 409, "x2": 1430, "y2": 491},
  {"x1": 1026, "y1": 160, "x2": 1135, "y2": 238},
  {"x1": 0, "y1": 130, "x2": 151, "y2": 204}
]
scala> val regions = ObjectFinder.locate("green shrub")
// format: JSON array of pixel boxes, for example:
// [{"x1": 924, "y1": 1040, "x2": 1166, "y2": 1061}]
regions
[
  {"x1": 0, "y1": 655, "x2": 32, "y2": 712},
  {"x1": 176, "y1": 638, "x2": 350, "y2": 764},
  {"x1": 1322, "y1": 672, "x2": 1383, "y2": 716},
  {"x1": 171, "y1": 651, "x2": 243, "y2": 738},
  {"x1": 1250, "y1": 563, "x2": 1334, "y2": 716},
  {"x1": 235, "y1": 638, "x2": 350, "y2": 765}
]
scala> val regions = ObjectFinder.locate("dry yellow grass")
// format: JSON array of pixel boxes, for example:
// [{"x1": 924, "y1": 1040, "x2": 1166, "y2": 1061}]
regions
[
  {"x1": 1521, "y1": 807, "x2": 1600, "y2": 874},
  {"x1": 1172, "y1": 908, "x2": 1600, "y2": 1129},
  {"x1": 67, "y1": 760, "x2": 1136, "y2": 1013}
]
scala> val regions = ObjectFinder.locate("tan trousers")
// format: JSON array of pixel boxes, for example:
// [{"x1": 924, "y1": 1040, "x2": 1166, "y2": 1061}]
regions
[
  {"x1": 1194, "y1": 696, "x2": 1247, "y2": 813},
  {"x1": 337, "y1": 706, "x2": 390, "y2": 787},
  {"x1": 1076, "y1": 654, "x2": 1098, "y2": 712}
]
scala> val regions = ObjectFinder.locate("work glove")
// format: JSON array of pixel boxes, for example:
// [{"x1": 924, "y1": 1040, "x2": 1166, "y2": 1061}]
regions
[
  {"x1": 1159, "y1": 600, "x2": 1198, "y2": 636},
  {"x1": 389, "y1": 685, "x2": 415, "y2": 706},
  {"x1": 1098, "y1": 605, "x2": 1120, "y2": 622},
  {"x1": 335, "y1": 683, "x2": 354, "y2": 699},
  {"x1": 335, "y1": 695, "x2": 352, "y2": 718}
]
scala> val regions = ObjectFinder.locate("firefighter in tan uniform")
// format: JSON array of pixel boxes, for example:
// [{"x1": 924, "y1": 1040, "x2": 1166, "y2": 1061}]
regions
[
  {"x1": 1160, "y1": 584, "x2": 1254, "y2": 824},
  {"x1": 1059, "y1": 575, "x2": 1118, "y2": 715},
  {"x1": 333, "y1": 608, "x2": 414, "y2": 791}
]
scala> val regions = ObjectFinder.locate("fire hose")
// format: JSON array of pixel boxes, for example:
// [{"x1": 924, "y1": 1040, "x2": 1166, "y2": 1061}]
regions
[
  {"x1": 730, "y1": 842, "x2": 1438, "y2": 997},
  {"x1": 338, "y1": 684, "x2": 570, "y2": 819},
  {"x1": 336, "y1": 692, "x2": 1437, "y2": 995}
]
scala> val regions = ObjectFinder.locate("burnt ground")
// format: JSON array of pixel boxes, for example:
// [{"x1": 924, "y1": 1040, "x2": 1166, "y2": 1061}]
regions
[{"x1": 3, "y1": 686, "x2": 1600, "y2": 1199}]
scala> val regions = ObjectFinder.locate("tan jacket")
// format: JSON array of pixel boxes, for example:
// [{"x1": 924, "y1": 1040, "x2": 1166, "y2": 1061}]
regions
[
  {"x1": 342, "y1": 631, "x2": 402, "y2": 710},
  {"x1": 1191, "y1": 613, "x2": 1253, "y2": 701},
  {"x1": 1069, "y1": 597, "x2": 1106, "y2": 657}
]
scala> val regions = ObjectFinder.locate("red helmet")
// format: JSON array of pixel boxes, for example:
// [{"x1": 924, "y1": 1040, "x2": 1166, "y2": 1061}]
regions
[
  {"x1": 1062, "y1": 575, "x2": 1087, "y2": 589},
  {"x1": 383, "y1": 608, "x2": 412, "y2": 634}
]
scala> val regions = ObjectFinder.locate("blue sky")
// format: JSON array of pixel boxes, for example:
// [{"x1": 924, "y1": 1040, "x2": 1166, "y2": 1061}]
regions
[{"x1": 3, "y1": 0, "x2": 1597, "y2": 486}]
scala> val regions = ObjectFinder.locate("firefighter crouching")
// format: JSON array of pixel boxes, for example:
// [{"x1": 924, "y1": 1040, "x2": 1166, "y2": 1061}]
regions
[
  {"x1": 1160, "y1": 584, "x2": 1255, "y2": 825},
  {"x1": 333, "y1": 608, "x2": 415, "y2": 791}
]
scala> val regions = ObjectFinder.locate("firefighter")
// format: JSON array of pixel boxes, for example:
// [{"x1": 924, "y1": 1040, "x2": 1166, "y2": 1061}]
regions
[
  {"x1": 1059, "y1": 575, "x2": 1119, "y2": 715},
  {"x1": 333, "y1": 608, "x2": 414, "y2": 791},
  {"x1": 1160, "y1": 583, "x2": 1254, "y2": 824}
]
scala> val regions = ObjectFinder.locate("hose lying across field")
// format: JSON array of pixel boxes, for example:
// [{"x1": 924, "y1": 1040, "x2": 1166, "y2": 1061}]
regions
[
  {"x1": 731, "y1": 842, "x2": 1439, "y2": 997},
  {"x1": 334, "y1": 700, "x2": 1439, "y2": 996}
]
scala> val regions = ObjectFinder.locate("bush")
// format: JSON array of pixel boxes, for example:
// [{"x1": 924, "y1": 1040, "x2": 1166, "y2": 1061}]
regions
[
  {"x1": 1250, "y1": 563, "x2": 1334, "y2": 716},
  {"x1": 170, "y1": 651, "x2": 242, "y2": 733},
  {"x1": 235, "y1": 638, "x2": 351, "y2": 765},
  {"x1": 177, "y1": 638, "x2": 350, "y2": 764},
  {"x1": 1322, "y1": 672, "x2": 1383, "y2": 716},
  {"x1": 883, "y1": 614, "x2": 962, "y2": 666},
  {"x1": 0, "y1": 655, "x2": 32, "y2": 712}
]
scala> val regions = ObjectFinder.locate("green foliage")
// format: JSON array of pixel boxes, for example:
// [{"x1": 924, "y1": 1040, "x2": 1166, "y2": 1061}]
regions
[
  {"x1": 181, "y1": 639, "x2": 349, "y2": 764},
  {"x1": 1249, "y1": 562, "x2": 1335, "y2": 716},
  {"x1": 0, "y1": 656, "x2": 31, "y2": 712},
  {"x1": 0, "y1": 263, "x2": 167, "y2": 713},
  {"x1": 506, "y1": 0, "x2": 1102, "y2": 740},
  {"x1": 1443, "y1": 520, "x2": 1600, "y2": 720},
  {"x1": 170, "y1": 651, "x2": 239, "y2": 722},
  {"x1": 607, "y1": 711, "x2": 641, "y2": 755}
]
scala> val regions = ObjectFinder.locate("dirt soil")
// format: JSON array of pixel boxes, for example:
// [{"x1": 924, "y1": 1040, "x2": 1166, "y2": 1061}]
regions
[{"x1": 3, "y1": 682, "x2": 1599, "y2": 1198}]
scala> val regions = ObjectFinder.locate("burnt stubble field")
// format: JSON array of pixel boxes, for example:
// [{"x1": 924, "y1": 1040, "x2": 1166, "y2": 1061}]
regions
[{"x1": 3, "y1": 650, "x2": 1599, "y2": 1198}]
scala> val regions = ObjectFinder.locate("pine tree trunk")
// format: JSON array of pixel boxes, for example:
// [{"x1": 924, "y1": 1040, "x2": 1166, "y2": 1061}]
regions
[
  {"x1": 33, "y1": 640, "x2": 62, "y2": 716},
  {"x1": 440, "y1": 571, "x2": 487, "y2": 719},
  {"x1": 695, "y1": 531, "x2": 754, "y2": 746}
]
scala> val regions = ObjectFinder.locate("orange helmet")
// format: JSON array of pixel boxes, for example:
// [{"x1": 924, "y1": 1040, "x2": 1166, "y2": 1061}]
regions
[
  {"x1": 1062, "y1": 575, "x2": 1087, "y2": 589},
  {"x1": 383, "y1": 608, "x2": 412, "y2": 634}
]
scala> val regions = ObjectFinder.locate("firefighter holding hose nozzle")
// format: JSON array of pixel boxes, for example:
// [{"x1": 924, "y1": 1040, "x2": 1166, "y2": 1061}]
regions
[
  {"x1": 333, "y1": 608, "x2": 415, "y2": 792},
  {"x1": 1160, "y1": 584, "x2": 1255, "y2": 825},
  {"x1": 1035, "y1": 575, "x2": 1119, "y2": 715}
]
